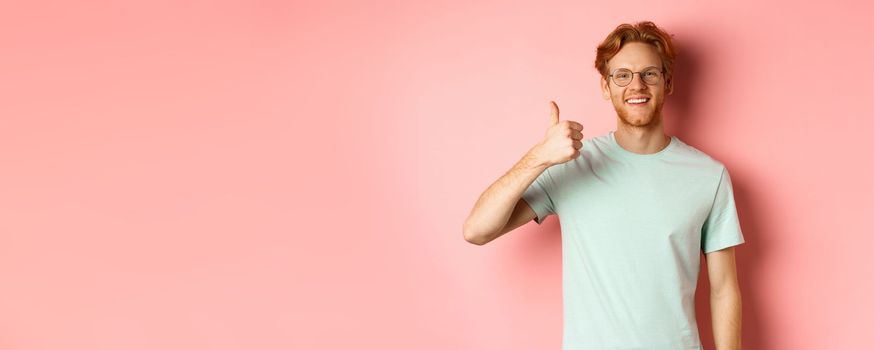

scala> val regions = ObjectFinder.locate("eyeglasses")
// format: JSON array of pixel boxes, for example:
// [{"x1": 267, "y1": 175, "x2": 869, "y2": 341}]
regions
[{"x1": 608, "y1": 67, "x2": 664, "y2": 87}]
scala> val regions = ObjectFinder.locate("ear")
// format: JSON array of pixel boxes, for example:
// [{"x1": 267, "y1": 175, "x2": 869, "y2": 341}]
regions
[
  {"x1": 600, "y1": 77, "x2": 610, "y2": 100},
  {"x1": 665, "y1": 76, "x2": 673, "y2": 95}
]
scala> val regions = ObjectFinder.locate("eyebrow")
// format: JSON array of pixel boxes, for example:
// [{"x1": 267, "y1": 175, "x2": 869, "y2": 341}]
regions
[{"x1": 613, "y1": 65, "x2": 660, "y2": 71}]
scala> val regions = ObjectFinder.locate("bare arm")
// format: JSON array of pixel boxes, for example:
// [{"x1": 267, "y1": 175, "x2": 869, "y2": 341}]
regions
[
  {"x1": 462, "y1": 147, "x2": 548, "y2": 245},
  {"x1": 706, "y1": 246, "x2": 742, "y2": 350},
  {"x1": 463, "y1": 100, "x2": 583, "y2": 245}
]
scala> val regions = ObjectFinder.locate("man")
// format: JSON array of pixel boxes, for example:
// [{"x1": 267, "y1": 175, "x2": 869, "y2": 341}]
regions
[{"x1": 462, "y1": 21, "x2": 744, "y2": 350}]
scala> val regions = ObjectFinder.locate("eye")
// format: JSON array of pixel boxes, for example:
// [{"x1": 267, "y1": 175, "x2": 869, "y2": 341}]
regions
[{"x1": 615, "y1": 71, "x2": 631, "y2": 79}]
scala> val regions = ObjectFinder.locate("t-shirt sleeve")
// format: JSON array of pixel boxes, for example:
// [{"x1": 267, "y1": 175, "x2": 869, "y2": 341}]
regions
[
  {"x1": 701, "y1": 166, "x2": 746, "y2": 254},
  {"x1": 520, "y1": 167, "x2": 557, "y2": 225}
]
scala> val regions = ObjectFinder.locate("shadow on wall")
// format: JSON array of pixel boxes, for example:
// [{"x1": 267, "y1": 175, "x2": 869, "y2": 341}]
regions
[
  {"x1": 667, "y1": 28, "x2": 773, "y2": 350},
  {"x1": 663, "y1": 30, "x2": 701, "y2": 139}
]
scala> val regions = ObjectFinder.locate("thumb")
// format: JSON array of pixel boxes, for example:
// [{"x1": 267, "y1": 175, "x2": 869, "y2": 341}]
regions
[{"x1": 549, "y1": 100, "x2": 560, "y2": 126}]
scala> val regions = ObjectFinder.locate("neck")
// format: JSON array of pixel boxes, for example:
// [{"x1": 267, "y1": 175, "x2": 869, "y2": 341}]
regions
[{"x1": 614, "y1": 122, "x2": 670, "y2": 155}]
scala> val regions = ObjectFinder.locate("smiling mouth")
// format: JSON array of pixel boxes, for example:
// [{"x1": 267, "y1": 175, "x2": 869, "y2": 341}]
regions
[{"x1": 625, "y1": 97, "x2": 650, "y2": 106}]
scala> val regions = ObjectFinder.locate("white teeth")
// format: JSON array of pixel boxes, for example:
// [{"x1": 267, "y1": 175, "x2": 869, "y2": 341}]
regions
[{"x1": 626, "y1": 98, "x2": 649, "y2": 104}]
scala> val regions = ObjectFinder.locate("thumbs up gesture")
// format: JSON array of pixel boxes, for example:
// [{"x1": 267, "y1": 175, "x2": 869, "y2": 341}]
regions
[{"x1": 532, "y1": 100, "x2": 584, "y2": 167}]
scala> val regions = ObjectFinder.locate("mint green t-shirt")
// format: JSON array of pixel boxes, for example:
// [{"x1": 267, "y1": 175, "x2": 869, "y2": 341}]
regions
[{"x1": 521, "y1": 130, "x2": 745, "y2": 350}]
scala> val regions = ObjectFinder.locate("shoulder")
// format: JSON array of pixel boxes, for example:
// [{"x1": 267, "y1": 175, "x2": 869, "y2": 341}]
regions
[
  {"x1": 577, "y1": 132, "x2": 614, "y2": 160},
  {"x1": 670, "y1": 137, "x2": 726, "y2": 172},
  {"x1": 587, "y1": 132, "x2": 613, "y2": 148}
]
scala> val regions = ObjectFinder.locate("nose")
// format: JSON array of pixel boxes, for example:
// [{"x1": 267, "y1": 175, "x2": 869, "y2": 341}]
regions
[{"x1": 628, "y1": 72, "x2": 647, "y2": 90}]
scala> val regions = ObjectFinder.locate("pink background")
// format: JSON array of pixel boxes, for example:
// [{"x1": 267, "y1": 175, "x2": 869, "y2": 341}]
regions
[{"x1": 1, "y1": 0, "x2": 872, "y2": 349}]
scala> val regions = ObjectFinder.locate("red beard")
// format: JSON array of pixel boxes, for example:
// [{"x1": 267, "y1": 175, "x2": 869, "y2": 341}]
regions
[{"x1": 615, "y1": 98, "x2": 663, "y2": 128}]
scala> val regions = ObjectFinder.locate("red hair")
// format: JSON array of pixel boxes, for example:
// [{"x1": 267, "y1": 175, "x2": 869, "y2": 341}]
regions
[{"x1": 594, "y1": 21, "x2": 678, "y2": 90}]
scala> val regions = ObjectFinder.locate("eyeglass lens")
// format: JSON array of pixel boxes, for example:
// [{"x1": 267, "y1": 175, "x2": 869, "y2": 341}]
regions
[{"x1": 612, "y1": 68, "x2": 661, "y2": 87}]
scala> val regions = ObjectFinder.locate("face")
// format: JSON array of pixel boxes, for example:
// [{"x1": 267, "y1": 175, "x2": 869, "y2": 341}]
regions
[{"x1": 600, "y1": 42, "x2": 673, "y2": 128}]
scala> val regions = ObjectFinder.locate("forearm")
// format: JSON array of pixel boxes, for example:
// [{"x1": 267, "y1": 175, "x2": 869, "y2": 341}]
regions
[
  {"x1": 463, "y1": 146, "x2": 548, "y2": 241},
  {"x1": 710, "y1": 286, "x2": 742, "y2": 350}
]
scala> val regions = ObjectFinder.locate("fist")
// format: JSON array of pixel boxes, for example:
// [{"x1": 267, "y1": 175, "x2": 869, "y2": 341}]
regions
[{"x1": 533, "y1": 100, "x2": 584, "y2": 167}]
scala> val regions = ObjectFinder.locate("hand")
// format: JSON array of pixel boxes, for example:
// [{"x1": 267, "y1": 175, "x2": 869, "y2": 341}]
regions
[{"x1": 532, "y1": 100, "x2": 584, "y2": 167}]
